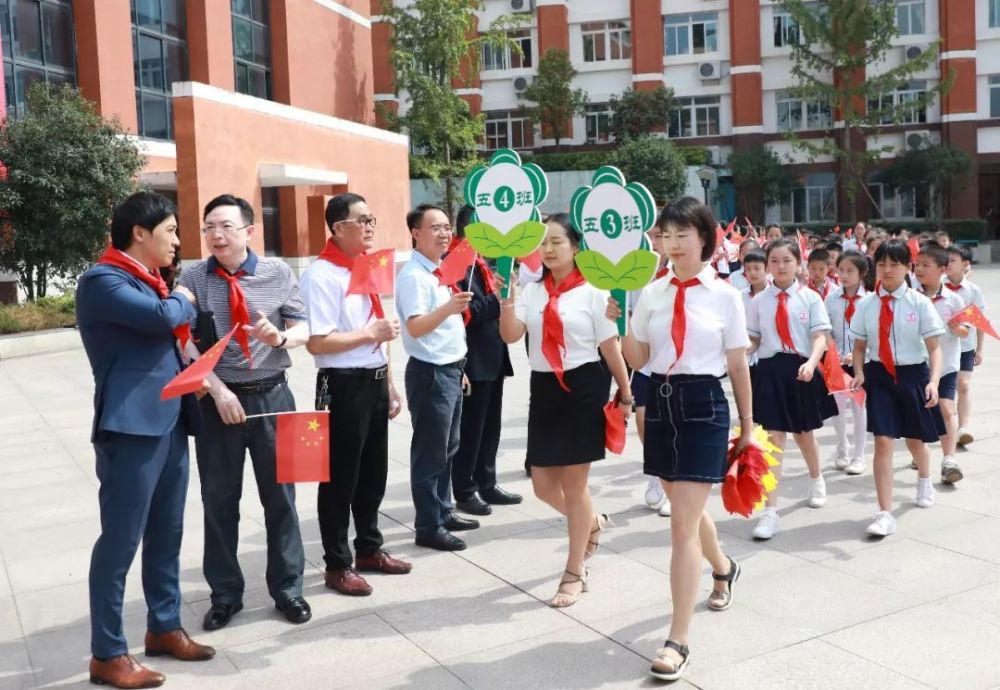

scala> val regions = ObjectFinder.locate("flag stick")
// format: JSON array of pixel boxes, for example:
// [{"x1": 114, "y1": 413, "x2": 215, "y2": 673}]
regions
[
  {"x1": 244, "y1": 411, "x2": 322, "y2": 420},
  {"x1": 466, "y1": 256, "x2": 477, "y2": 290}
]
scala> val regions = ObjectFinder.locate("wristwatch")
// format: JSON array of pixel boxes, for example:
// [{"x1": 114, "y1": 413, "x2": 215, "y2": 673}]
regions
[{"x1": 277, "y1": 335, "x2": 288, "y2": 349}]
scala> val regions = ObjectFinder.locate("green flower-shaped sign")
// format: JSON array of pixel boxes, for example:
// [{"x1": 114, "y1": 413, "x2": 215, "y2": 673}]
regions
[{"x1": 570, "y1": 166, "x2": 659, "y2": 334}]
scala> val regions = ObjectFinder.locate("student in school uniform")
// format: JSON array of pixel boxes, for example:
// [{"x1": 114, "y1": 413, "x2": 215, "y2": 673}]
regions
[
  {"x1": 499, "y1": 213, "x2": 632, "y2": 609},
  {"x1": 825, "y1": 241, "x2": 843, "y2": 285},
  {"x1": 850, "y1": 240, "x2": 946, "y2": 537},
  {"x1": 825, "y1": 251, "x2": 869, "y2": 476},
  {"x1": 915, "y1": 242, "x2": 968, "y2": 484},
  {"x1": 806, "y1": 247, "x2": 835, "y2": 299},
  {"x1": 741, "y1": 250, "x2": 768, "y2": 385},
  {"x1": 612, "y1": 197, "x2": 753, "y2": 683},
  {"x1": 746, "y1": 237, "x2": 838, "y2": 540},
  {"x1": 945, "y1": 245, "x2": 987, "y2": 448},
  {"x1": 727, "y1": 239, "x2": 760, "y2": 293},
  {"x1": 764, "y1": 224, "x2": 784, "y2": 247}
]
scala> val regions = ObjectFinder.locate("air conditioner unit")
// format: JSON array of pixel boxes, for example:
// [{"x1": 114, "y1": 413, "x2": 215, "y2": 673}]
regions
[
  {"x1": 903, "y1": 44, "x2": 929, "y2": 61},
  {"x1": 513, "y1": 76, "x2": 531, "y2": 94},
  {"x1": 698, "y1": 61, "x2": 722, "y2": 80},
  {"x1": 903, "y1": 130, "x2": 930, "y2": 151},
  {"x1": 510, "y1": 0, "x2": 534, "y2": 12}
]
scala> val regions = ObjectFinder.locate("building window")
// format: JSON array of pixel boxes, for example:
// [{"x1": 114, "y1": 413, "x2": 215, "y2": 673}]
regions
[
  {"x1": 131, "y1": 0, "x2": 188, "y2": 141},
  {"x1": 869, "y1": 80, "x2": 927, "y2": 125},
  {"x1": 773, "y1": 11, "x2": 799, "y2": 47},
  {"x1": 664, "y1": 13, "x2": 718, "y2": 56},
  {"x1": 261, "y1": 187, "x2": 282, "y2": 257},
  {"x1": 232, "y1": 0, "x2": 271, "y2": 100},
  {"x1": 1, "y1": 0, "x2": 76, "y2": 119},
  {"x1": 484, "y1": 110, "x2": 534, "y2": 150},
  {"x1": 896, "y1": 0, "x2": 925, "y2": 35},
  {"x1": 780, "y1": 173, "x2": 836, "y2": 223},
  {"x1": 868, "y1": 177, "x2": 928, "y2": 220},
  {"x1": 991, "y1": 75, "x2": 1000, "y2": 118},
  {"x1": 581, "y1": 21, "x2": 631, "y2": 63},
  {"x1": 991, "y1": 0, "x2": 1000, "y2": 28},
  {"x1": 776, "y1": 91, "x2": 832, "y2": 131},
  {"x1": 585, "y1": 103, "x2": 613, "y2": 144},
  {"x1": 668, "y1": 96, "x2": 720, "y2": 138},
  {"x1": 481, "y1": 29, "x2": 532, "y2": 71}
]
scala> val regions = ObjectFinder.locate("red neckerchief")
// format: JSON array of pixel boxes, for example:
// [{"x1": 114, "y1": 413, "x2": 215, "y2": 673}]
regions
[
  {"x1": 97, "y1": 248, "x2": 190, "y2": 348},
  {"x1": 775, "y1": 286, "x2": 797, "y2": 353},
  {"x1": 842, "y1": 289, "x2": 862, "y2": 324},
  {"x1": 809, "y1": 280, "x2": 830, "y2": 300},
  {"x1": 668, "y1": 275, "x2": 702, "y2": 372},
  {"x1": 317, "y1": 239, "x2": 384, "y2": 319},
  {"x1": 879, "y1": 291, "x2": 897, "y2": 381},
  {"x1": 542, "y1": 268, "x2": 587, "y2": 392},
  {"x1": 655, "y1": 266, "x2": 670, "y2": 280},
  {"x1": 212, "y1": 265, "x2": 253, "y2": 365},
  {"x1": 946, "y1": 282, "x2": 962, "y2": 293}
]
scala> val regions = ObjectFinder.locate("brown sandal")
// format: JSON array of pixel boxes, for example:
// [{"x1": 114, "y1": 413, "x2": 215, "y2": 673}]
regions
[{"x1": 548, "y1": 568, "x2": 589, "y2": 608}]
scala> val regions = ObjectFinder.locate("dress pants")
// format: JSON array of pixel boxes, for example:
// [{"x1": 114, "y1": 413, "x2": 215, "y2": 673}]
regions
[
  {"x1": 451, "y1": 376, "x2": 504, "y2": 500},
  {"x1": 195, "y1": 380, "x2": 304, "y2": 606},
  {"x1": 404, "y1": 358, "x2": 463, "y2": 538},
  {"x1": 317, "y1": 369, "x2": 389, "y2": 570},
  {"x1": 90, "y1": 423, "x2": 188, "y2": 659}
]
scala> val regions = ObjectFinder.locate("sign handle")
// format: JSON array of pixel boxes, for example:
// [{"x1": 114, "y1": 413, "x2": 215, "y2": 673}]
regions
[
  {"x1": 497, "y1": 256, "x2": 515, "y2": 299},
  {"x1": 612, "y1": 288, "x2": 627, "y2": 336}
]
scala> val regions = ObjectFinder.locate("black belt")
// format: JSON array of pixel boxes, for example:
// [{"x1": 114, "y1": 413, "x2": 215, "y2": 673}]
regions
[
  {"x1": 322, "y1": 365, "x2": 388, "y2": 380},
  {"x1": 223, "y1": 373, "x2": 287, "y2": 392},
  {"x1": 411, "y1": 357, "x2": 466, "y2": 370}
]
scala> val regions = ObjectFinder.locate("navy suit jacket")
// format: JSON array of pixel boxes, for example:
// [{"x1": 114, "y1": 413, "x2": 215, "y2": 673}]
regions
[
  {"x1": 76, "y1": 264, "x2": 201, "y2": 441},
  {"x1": 457, "y1": 270, "x2": 513, "y2": 382}
]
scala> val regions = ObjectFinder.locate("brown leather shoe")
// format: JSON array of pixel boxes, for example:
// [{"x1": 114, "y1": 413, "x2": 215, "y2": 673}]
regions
[
  {"x1": 324, "y1": 567, "x2": 373, "y2": 596},
  {"x1": 144, "y1": 628, "x2": 215, "y2": 661},
  {"x1": 89, "y1": 655, "x2": 165, "y2": 689},
  {"x1": 355, "y1": 549, "x2": 413, "y2": 575}
]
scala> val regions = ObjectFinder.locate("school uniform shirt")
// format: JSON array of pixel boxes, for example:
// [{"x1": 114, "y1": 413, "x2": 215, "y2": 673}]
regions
[
  {"x1": 515, "y1": 280, "x2": 618, "y2": 373},
  {"x1": 849, "y1": 283, "x2": 946, "y2": 366},
  {"x1": 742, "y1": 286, "x2": 765, "y2": 366},
  {"x1": 747, "y1": 282, "x2": 832, "y2": 359},
  {"x1": 631, "y1": 265, "x2": 750, "y2": 377},
  {"x1": 395, "y1": 251, "x2": 467, "y2": 365},
  {"x1": 919, "y1": 286, "x2": 965, "y2": 376},
  {"x1": 729, "y1": 267, "x2": 749, "y2": 292},
  {"x1": 629, "y1": 270, "x2": 670, "y2": 377},
  {"x1": 807, "y1": 277, "x2": 836, "y2": 301},
  {"x1": 946, "y1": 278, "x2": 987, "y2": 352},
  {"x1": 299, "y1": 259, "x2": 388, "y2": 369},
  {"x1": 825, "y1": 285, "x2": 867, "y2": 358}
]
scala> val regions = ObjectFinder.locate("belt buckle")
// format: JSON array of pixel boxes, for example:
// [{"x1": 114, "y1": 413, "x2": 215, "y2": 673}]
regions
[{"x1": 375, "y1": 366, "x2": 387, "y2": 380}]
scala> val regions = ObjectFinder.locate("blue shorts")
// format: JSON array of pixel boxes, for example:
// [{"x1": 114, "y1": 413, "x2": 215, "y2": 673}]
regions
[
  {"x1": 960, "y1": 350, "x2": 975, "y2": 372},
  {"x1": 938, "y1": 372, "x2": 958, "y2": 401}
]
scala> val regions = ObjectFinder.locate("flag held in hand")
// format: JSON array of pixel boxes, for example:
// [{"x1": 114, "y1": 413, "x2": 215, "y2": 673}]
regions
[
  {"x1": 436, "y1": 238, "x2": 478, "y2": 287},
  {"x1": 950, "y1": 304, "x2": 999, "y2": 340},
  {"x1": 276, "y1": 412, "x2": 331, "y2": 483},
  {"x1": 520, "y1": 248, "x2": 543, "y2": 273},
  {"x1": 161, "y1": 326, "x2": 238, "y2": 400},
  {"x1": 820, "y1": 345, "x2": 865, "y2": 406}
]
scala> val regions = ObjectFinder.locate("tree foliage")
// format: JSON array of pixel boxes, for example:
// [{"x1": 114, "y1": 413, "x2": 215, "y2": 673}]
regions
[
  {"x1": 0, "y1": 83, "x2": 144, "y2": 300},
  {"x1": 880, "y1": 142, "x2": 972, "y2": 221},
  {"x1": 610, "y1": 135, "x2": 687, "y2": 206},
  {"x1": 728, "y1": 144, "x2": 800, "y2": 224},
  {"x1": 519, "y1": 49, "x2": 588, "y2": 149},
  {"x1": 608, "y1": 87, "x2": 675, "y2": 141}
]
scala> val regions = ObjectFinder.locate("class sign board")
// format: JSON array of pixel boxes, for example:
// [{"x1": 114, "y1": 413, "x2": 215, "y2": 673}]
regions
[{"x1": 570, "y1": 166, "x2": 659, "y2": 334}]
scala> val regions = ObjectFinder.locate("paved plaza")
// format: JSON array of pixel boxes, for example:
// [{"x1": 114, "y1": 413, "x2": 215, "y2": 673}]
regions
[{"x1": 3, "y1": 269, "x2": 1000, "y2": 689}]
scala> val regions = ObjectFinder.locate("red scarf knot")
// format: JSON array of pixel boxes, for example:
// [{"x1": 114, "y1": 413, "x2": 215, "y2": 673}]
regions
[
  {"x1": 317, "y1": 238, "x2": 385, "y2": 320},
  {"x1": 212, "y1": 265, "x2": 253, "y2": 366}
]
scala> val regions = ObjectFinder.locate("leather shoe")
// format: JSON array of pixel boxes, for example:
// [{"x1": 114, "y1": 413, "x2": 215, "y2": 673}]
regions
[
  {"x1": 481, "y1": 486, "x2": 523, "y2": 505},
  {"x1": 444, "y1": 514, "x2": 480, "y2": 531},
  {"x1": 325, "y1": 567, "x2": 373, "y2": 596},
  {"x1": 415, "y1": 527, "x2": 467, "y2": 551},
  {"x1": 144, "y1": 628, "x2": 215, "y2": 661},
  {"x1": 89, "y1": 655, "x2": 165, "y2": 689},
  {"x1": 356, "y1": 549, "x2": 413, "y2": 575},
  {"x1": 202, "y1": 602, "x2": 243, "y2": 631},
  {"x1": 275, "y1": 596, "x2": 312, "y2": 624},
  {"x1": 455, "y1": 492, "x2": 492, "y2": 516}
]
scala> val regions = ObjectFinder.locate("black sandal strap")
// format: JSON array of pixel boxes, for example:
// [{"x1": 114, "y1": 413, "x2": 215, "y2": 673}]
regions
[
  {"x1": 712, "y1": 556, "x2": 737, "y2": 583},
  {"x1": 662, "y1": 640, "x2": 689, "y2": 659}
]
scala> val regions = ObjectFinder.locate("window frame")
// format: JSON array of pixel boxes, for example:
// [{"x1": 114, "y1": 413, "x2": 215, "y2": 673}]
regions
[
  {"x1": 664, "y1": 12, "x2": 718, "y2": 57},
  {"x1": 990, "y1": 75, "x2": 1000, "y2": 119},
  {"x1": 772, "y1": 10, "x2": 799, "y2": 48},
  {"x1": 484, "y1": 110, "x2": 535, "y2": 151},
  {"x1": 775, "y1": 90, "x2": 832, "y2": 131},
  {"x1": 581, "y1": 20, "x2": 631, "y2": 63},
  {"x1": 231, "y1": 0, "x2": 272, "y2": 100},
  {"x1": 584, "y1": 103, "x2": 613, "y2": 144},
  {"x1": 869, "y1": 80, "x2": 928, "y2": 125},
  {"x1": 779, "y1": 174, "x2": 836, "y2": 224},
  {"x1": 896, "y1": 0, "x2": 926, "y2": 36},
  {"x1": 481, "y1": 28, "x2": 532, "y2": 72},
  {"x1": 131, "y1": 0, "x2": 188, "y2": 141},
  {"x1": 668, "y1": 95, "x2": 721, "y2": 139},
  {"x1": 991, "y1": 0, "x2": 1000, "y2": 28},
  {"x1": 868, "y1": 180, "x2": 927, "y2": 220},
  {"x1": 1, "y1": 0, "x2": 76, "y2": 119}
]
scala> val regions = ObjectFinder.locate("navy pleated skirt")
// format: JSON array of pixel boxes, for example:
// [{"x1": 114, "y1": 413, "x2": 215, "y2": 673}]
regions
[
  {"x1": 752, "y1": 353, "x2": 839, "y2": 433},
  {"x1": 864, "y1": 361, "x2": 946, "y2": 441}
]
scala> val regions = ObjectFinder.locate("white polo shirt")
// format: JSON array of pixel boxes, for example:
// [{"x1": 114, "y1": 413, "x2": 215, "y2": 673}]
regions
[
  {"x1": 631, "y1": 265, "x2": 749, "y2": 377},
  {"x1": 729, "y1": 268, "x2": 749, "y2": 292},
  {"x1": 946, "y1": 279, "x2": 987, "y2": 352},
  {"x1": 747, "y1": 282, "x2": 832, "y2": 359},
  {"x1": 825, "y1": 285, "x2": 867, "y2": 358},
  {"x1": 850, "y1": 283, "x2": 946, "y2": 366},
  {"x1": 918, "y1": 286, "x2": 965, "y2": 376},
  {"x1": 299, "y1": 259, "x2": 388, "y2": 369},
  {"x1": 742, "y1": 286, "x2": 764, "y2": 366},
  {"x1": 515, "y1": 279, "x2": 618, "y2": 373}
]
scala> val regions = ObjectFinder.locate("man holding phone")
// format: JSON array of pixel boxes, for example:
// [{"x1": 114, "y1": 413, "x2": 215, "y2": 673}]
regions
[{"x1": 396, "y1": 205, "x2": 478, "y2": 551}]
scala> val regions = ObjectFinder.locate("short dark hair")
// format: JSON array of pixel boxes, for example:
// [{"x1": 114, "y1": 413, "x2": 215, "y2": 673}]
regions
[
  {"x1": 110, "y1": 191, "x2": 177, "y2": 251},
  {"x1": 947, "y1": 244, "x2": 973, "y2": 263},
  {"x1": 837, "y1": 250, "x2": 869, "y2": 278},
  {"x1": 873, "y1": 239, "x2": 912, "y2": 266},
  {"x1": 765, "y1": 236, "x2": 802, "y2": 263},
  {"x1": 657, "y1": 196, "x2": 717, "y2": 262},
  {"x1": 917, "y1": 241, "x2": 949, "y2": 268},
  {"x1": 740, "y1": 239, "x2": 760, "y2": 255},
  {"x1": 406, "y1": 203, "x2": 448, "y2": 231},
  {"x1": 742, "y1": 250, "x2": 766, "y2": 267},
  {"x1": 325, "y1": 192, "x2": 366, "y2": 229},
  {"x1": 808, "y1": 247, "x2": 831, "y2": 264},
  {"x1": 455, "y1": 204, "x2": 476, "y2": 238},
  {"x1": 203, "y1": 194, "x2": 254, "y2": 225},
  {"x1": 825, "y1": 241, "x2": 843, "y2": 253},
  {"x1": 766, "y1": 223, "x2": 783, "y2": 234}
]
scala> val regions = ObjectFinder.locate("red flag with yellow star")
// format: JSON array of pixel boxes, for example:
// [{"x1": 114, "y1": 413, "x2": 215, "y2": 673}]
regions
[
  {"x1": 161, "y1": 326, "x2": 238, "y2": 400},
  {"x1": 949, "y1": 304, "x2": 999, "y2": 341},
  {"x1": 348, "y1": 249, "x2": 395, "y2": 318},
  {"x1": 276, "y1": 412, "x2": 331, "y2": 483}
]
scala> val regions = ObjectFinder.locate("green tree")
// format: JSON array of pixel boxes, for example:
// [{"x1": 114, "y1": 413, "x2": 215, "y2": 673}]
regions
[
  {"x1": 608, "y1": 87, "x2": 675, "y2": 141},
  {"x1": 0, "y1": 83, "x2": 144, "y2": 300},
  {"x1": 879, "y1": 141, "x2": 972, "y2": 221},
  {"x1": 728, "y1": 144, "x2": 800, "y2": 224},
  {"x1": 379, "y1": 0, "x2": 524, "y2": 215},
  {"x1": 778, "y1": 0, "x2": 953, "y2": 212},
  {"x1": 610, "y1": 135, "x2": 687, "y2": 206},
  {"x1": 519, "y1": 48, "x2": 588, "y2": 150}
]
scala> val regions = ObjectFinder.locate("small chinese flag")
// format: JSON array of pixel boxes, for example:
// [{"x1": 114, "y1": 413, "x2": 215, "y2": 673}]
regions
[
  {"x1": 821, "y1": 345, "x2": 866, "y2": 406},
  {"x1": 950, "y1": 304, "x2": 999, "y2": 340},
  {"x1": 907, "y1": 238, "x2": 921, "y2": 262},
  {"x1": 797, "y1": 230, "x2": 811, "y2": 260},
  {"x1": 161, "y1": 326, "x2": 238, "y2": 400},
  {"x1": 348, "y1": 249, "x2": 395, "y2": 318},
  {"x1": 276, "y1": 412, "x2": 331, "y2": 483},
  {"x1": 520, "y1": 248, "x2": 543, "y2": 273},
  {"x1": 436, "y1": 238, "x2": 477, "y2": 286}
]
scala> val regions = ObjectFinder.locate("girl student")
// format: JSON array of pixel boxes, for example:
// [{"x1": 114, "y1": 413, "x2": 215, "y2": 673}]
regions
[
  {"x1": 746, "y1": 237, "x2": 838, "y2": 541},
  {"x1": 612, "y1": 197, "x2": 753, "y2": 682},
  {"x1": 499, "y1": 213, "x2": 632, "y2": 608},
  {"x1": 849, "y1": 240, "x2": 946, "y2": 538},
  {"x1": 825, "y1": 251, "x2": 869, "y2": 476}
]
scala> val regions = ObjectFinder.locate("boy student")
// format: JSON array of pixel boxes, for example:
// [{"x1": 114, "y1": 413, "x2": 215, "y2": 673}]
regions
[
  {"x1": 741, "y1": 250, "x2": 769, "y2": 380},
  {"x1": 946, "y1": 245, "x2": 987, "y2": 447},
  {"x1": 915, "y1": 243, "x2": 968, "y2": 484},
  {"x1": 806, "y1": 247, "x2": 835, "y2": 299},
  {"x1": 825, "y1": 241, "x2": 843, "y2": 284},
  {"x1": 935, "y1": 230, "x2": 952, "y2": 249},
  {"x1": 728, "y1": 239, "x2": 760, "y2": 292}
]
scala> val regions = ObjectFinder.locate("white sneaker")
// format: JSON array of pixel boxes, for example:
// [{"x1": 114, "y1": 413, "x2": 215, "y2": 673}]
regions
[
  {"x1": 845, "y1": 457, "x2": 866, "y2": 475},
  {"x1": 807, "y1": 476, "x2": 827, "y2": 508},
  {"x1": 658, "y1": 499, "x2": 671, "y2": 517},
  {"x1": 915, "y1": 478, "x2": 936, "y2": 508},
  {"x1": 957, "y1": 428, "x2": 974, "y2": 447},
  {"x1": 866, "y1": 511, "x2": 897, "y2": 537},
  {"x1": 752, "y1": 509, "x2": 781, "y2": 540},
  {"x1": 832, "y1": 451, "x2": 849, "y2": 470},
  {"x1": 644, "y1": 477, "x2": 666, "y2": 510},
  {"x1": 941, "y1": 456, "x2": 964, "y2": 485}
]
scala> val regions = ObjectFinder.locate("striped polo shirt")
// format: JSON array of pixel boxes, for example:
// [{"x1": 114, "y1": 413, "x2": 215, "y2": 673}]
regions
[{"x1": 179, "y1": 250, "x2": 306, "y2": 383}]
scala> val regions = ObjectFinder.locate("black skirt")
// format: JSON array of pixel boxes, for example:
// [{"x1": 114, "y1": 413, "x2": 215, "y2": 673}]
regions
[
  {"x1": 865, "y1": 361, "x2": 946, "y2": 441},
  {"x1": 753, "y1": 353, "x2": 839, "y2": 433},
  {"x1": 527, "y1": 361, "x2": 611, "y2": 467}
]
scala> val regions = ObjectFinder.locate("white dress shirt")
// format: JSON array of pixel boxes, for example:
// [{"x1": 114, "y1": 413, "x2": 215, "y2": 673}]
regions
[
  {"x1": 747, "y1": 282, "x2": 832, "y2": 359},
  {"x1": 849, "y1": 283, "x2": 946, "y2": 366},
  {"x1": 918, "y1": 286, "x2": 966, "y2": 375}
]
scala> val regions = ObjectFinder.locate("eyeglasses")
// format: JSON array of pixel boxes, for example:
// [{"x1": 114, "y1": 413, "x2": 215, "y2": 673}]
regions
[
  {"x1": 425, "y1": 224, "x2": 452, "y2": 233},
  {"x1": 337, "y1": 216, "x2": 378, "y2": 228},
  {"x1": 201, "y1": 223, "x2": 251, "y2": 236}
]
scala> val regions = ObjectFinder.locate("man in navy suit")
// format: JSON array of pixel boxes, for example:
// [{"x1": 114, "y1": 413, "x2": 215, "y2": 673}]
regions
[{"x1": 76, "y1": 192, "x2": 215, "y2": 689}]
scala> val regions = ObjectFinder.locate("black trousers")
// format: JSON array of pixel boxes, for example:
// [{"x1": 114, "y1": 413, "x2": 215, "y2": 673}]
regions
[
  {"x1": 451, "y1": 376, "x2": 504, "y2": 500},
  {"x1": 316, "y1": 369, "x2": 388, "y2": 570}
]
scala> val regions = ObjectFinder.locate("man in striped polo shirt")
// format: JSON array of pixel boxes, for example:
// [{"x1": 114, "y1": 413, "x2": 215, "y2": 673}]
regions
[{"x1": 179, "y1": 194, "x2": 312, "y2": 631}]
